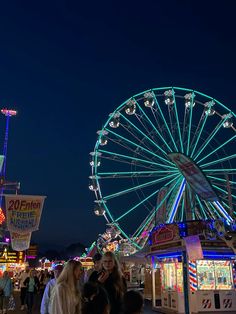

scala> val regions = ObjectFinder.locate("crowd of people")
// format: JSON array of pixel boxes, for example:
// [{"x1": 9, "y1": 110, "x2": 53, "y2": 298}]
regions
[{"x1": 0, "y1": 251, "x2": 144, "y2": 314}]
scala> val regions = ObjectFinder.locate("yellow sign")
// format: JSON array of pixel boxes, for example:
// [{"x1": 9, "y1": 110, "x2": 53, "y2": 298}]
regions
[{"x1": 0, "y1": 249, "x2": 25, "y2": 263}]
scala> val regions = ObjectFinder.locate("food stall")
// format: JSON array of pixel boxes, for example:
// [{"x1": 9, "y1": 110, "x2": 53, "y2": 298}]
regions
[{"x1": 148, "y1": 221, "x2": 236, "y2": 313}]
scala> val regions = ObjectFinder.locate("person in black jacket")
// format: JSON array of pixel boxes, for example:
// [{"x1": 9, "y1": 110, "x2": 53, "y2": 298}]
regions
[
  {"x1": 24, "y1": 270, "x2": 40, "y2": 314},
  {"x1": 82, "y1": 281, "x2": 110, "y2": 314},
  {"x1": 97, "y1": 252, "x2": 126, "y2": 314}
]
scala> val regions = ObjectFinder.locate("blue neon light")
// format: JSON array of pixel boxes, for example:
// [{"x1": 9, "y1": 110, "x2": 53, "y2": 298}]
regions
[
  {"x1": 213, "y1": 201, "x2": 233, "y2": 223},
  {"x1": 168, "y1": 179, "x2": 186, "y2": 223}
]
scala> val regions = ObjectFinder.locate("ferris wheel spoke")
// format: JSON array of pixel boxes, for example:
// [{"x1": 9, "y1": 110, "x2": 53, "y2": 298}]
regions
[
  {"x1": 152, "y1": 93, "x2": 179, "y2": 151},
  {"x1": 179, "y1": 197, "x2": 185, "y2": 221},
  {"x1": 134, "y1": 101, "x2": 173, "y2": 153},
  {"x1": 107, "y1": 133, "x2": 158, "y2": 165},
  {"x1": 172, "y1": 90, "x2": 184, "y2": 153},
  {"x1": 212, "y1": 200, "x2": 234, "y2": 223},
  {"x1": 206, "y1": 202, "x2": 222, "y2": 219},
  {"x1": 193, "y1": 116, "x2": 228, "y2": 161},
  {"x1": 133, "y1": 209, "x2": 155, "y2": 238},
  {"x1": 186, "y1": 95, "x2": 195, "y2": 155},
  {"x1": 213, "y1": 183, "x2": 236, "y2": 201},
  {"x1": 150, "y1": 107, "x2": 166, "y2": 138},
  {"x1": 190, "y1": 113, "x2": 208, "y2": 158},
  {"x1": 102, "y1": 173, "x2": 179, "y2": 201},
  {"x1": 204, "y1": 168, "x2": 236, "y2": 174},
  {"x1": 207, "y1": 175, "x2": 236, "y2": 185},
  {"x1": 197, "y1": 134, "x2": 236, "y2": 164},
  {"x1": 98, "y1": 149, "x2": 177, "y2": 170},
  {"x1": 119, "y1": 122, "x2": 160, "y2": 158},
  {"x1": 119, "y1": 113, "x2": 169, "y2": 157},
  {"x1": 115, "y1": 174, "x2": 181, "y2": 225},
  {"x1": 200, "y1": 154, "x2": 236, "y2": 168},
  {"x1": 115, "y1": 187, "x2": 161, "y2": 223},
  {"x1": 105, "y1": 127, "x2": 174, "y2": 167},
  {"x1": 202, "y1": 201, "x2": 219, "y2": 220},
  {"x1": 97, "y1": 170, "x2": 178, "y2": 179},
  {"x1": 195, "y1": 195, "x2": 208, "y2": 220}
]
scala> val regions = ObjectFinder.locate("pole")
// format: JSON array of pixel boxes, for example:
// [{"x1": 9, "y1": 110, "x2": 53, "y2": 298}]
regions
[{"x1": 183, "y1": 250, "x2": 190, "y2": 314}]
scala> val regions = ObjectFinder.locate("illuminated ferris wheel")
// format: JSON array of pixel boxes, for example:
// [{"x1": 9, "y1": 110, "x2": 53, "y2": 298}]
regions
[{"x1": 89, "y1": 87, "x2": 236, "y2": 251}]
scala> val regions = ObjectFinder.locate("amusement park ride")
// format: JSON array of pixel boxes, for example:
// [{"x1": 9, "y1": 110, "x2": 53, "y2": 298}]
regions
[
  {"x1": 89, "y1": 86, "x2": 236, "y2": 313},
  {"x1": 0, "y1": 109, "x2": 19, "y2": 238},
  {"x1": 89, "y1": 86, "x2": 236, "y2": 253}
]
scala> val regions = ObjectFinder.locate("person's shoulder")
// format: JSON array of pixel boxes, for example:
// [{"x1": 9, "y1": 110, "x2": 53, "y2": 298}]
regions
[
  {"x1": 47, "y1": 278, "x2": 56, "y2": 288},
  {"x1": 89, "y1": 270, "x2": 99, "y2": 281}
]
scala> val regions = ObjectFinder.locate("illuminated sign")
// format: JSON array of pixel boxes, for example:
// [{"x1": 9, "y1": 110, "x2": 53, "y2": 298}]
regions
[
  {"x1": 151, "y1": 225, "x2": 179, "y2": 245},
  {"x1": 168, "y1": 153, "x2": 218, "y2": 201},
  {"x1": 27, "y1": 245, "x2": 37, "y2": 257},
  {"x1": 0, "y1": 249, "x2": 25, "y2": 263}
]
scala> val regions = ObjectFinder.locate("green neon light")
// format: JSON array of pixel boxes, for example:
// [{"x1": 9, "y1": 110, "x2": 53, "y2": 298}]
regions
[
  {"x1": 152, "y1": 94, "x2": 178, "y2": 151},
  {"x1": 120, "y1": 112, "x2": 169, "y2": 157},
  {"x1": 190, "y1": 114, "x2": 208, "y2": 158},
  {"x1": 134, "y1": 100, "x2": 173, "y2": 153},
  {"x1": 98, "y1": 149, "x2": 176, "y2": 170},
  {"x1": 172, "y1": 89, "x2": 184, "y2": 153},
  {"x1": 196, "y1": 195, "x2": 208, "y2": 220},
  {"x1": 207, "y1": 175, "x2": 236, "y2": 185},
  {"x1": 186, "y1": 94, "x2": 194, "y2": 155},
  {"x1": 197, "y1": 134, "x2": 236, "y2": 164},
  {"x1": 105, "y1": 127, "x2": 174, "y2": 167},
  {"x1": 103, "y1": 173, "x2": 178, "y2": 201},
  {"x1": 200, "y1": 154, "x2": 236, "y2": 168},
  {"x1": 194, "y1": 117, "x2": 228, "y2": 161},
  {"x1": 98, "y1": 170, "x2": 179, "y2": 177},
  {"x1": 213, "y1": 184, "x2": 236, "y2": 200},
  {"x1": 203, "y1": 168, "x2": 236, "y2": 172}
]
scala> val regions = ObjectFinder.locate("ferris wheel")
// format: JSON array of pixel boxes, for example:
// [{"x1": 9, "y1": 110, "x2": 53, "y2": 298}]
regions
[{"x1": 89, "y1": 87, "x2": 236, "y2": 252}]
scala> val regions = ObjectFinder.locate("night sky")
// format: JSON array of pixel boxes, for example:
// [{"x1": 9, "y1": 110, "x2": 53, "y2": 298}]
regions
[{"x1": 0, "y1": 1, "x2": 235, "y2": 248}]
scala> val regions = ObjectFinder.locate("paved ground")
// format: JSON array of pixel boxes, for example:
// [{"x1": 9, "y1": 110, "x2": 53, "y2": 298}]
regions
[{"x1": 9, "y1": 291, "x2": 157, "y2": 314}]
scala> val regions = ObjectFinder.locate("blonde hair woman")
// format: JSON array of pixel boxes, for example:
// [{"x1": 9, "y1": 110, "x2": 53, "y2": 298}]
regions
[
  {"x1": 98, "y1": 252, "x2": 126, "y2": 314},
  {"x1": 50, "y1": 260, "x2": 83, "y2": 314}
]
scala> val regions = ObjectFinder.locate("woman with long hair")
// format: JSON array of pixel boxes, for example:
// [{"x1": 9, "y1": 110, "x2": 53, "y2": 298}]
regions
[
  {"x1": 97, "y1": 252, "x2": 126, "y2": 314},
  {"x1": 50, "y1": 260, "x2": 83, "y2": 314}
]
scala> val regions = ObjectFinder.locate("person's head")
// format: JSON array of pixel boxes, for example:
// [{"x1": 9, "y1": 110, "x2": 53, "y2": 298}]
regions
[
  {"x1": 102, "y1": 251, "x2": 118, "y2": 274},
  {"x1": 29, "y1": 269, "x2": 35, "y2": 277},
  {"x1": 25, "y1": 267, "x2": 30, "y2": 273},
  {"x1": 53, "y1": 264, "x2": 64, "y2": 279},
  {"x1": 57, "y1": 259, "x2": 83, "y2": 293},
  {"x1": 82, "y1": 282, "x2": 110, "y2": 314},
  {"x1": 92, "y1": 253, "x2": 102, "y2": 272},
  {"x1": 3, "y1": 271, "x2": 9, "y2": 278},
  {"x1": 123, "y1": 290, "x2": 144, "y2": 314},
  {"x1": 101, "y1": 251, "x2": 126, "y2": 297}
]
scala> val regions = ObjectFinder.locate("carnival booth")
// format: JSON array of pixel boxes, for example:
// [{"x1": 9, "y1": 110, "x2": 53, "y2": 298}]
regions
[{"x1": 148, "y1": 221, "x2": 236, "y2": 314}]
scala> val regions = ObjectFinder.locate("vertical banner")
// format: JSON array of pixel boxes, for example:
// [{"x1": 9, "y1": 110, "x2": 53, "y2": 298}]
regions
[
  {"x1": 184, "y1": 235, "x2": 203, "y2": 260},
  {"x1": 5, "y1": 195, "x2": 46, "y2": 234},
  {"x1": 10, "y1": 232, "x2": 32, "y2": 251}
]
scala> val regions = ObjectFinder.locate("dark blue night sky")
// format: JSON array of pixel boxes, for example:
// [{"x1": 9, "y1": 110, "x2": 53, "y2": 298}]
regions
[{"x1": 0, "y1": 1, "x2": 235, "y2": 247}]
